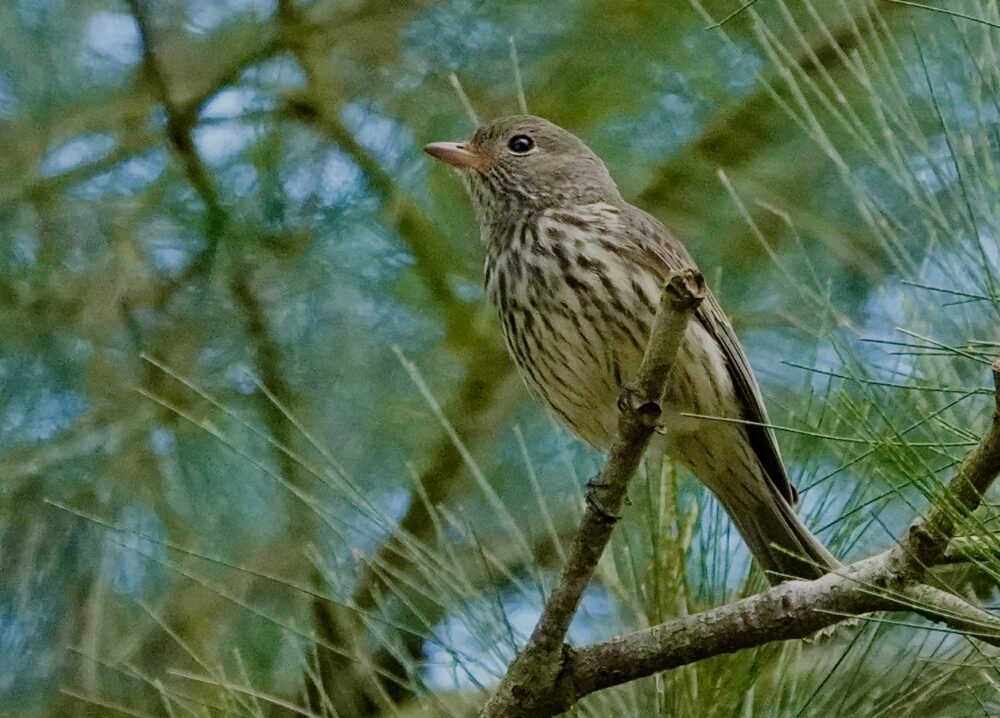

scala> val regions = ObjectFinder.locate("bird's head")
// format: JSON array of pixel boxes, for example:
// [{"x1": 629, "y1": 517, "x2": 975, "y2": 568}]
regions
[{"x1": 424, "y1": 114, "x2": 621, "y2": 228}]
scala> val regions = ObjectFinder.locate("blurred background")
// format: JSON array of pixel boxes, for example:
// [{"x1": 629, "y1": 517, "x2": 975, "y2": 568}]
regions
[{"x1": 2, "y1": 0, "x2": 999, "y2": 716}]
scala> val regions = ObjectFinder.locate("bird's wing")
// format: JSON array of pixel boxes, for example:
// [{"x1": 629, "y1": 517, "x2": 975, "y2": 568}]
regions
[{"x1": 617, "y1": 204, "x2": 797, "y2": 505}]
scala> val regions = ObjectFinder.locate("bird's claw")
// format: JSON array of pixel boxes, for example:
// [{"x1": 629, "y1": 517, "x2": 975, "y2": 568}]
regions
[
  {"x1": 616, "y1": 386, "x2": 639, "y2": 413},
  {"x1": 585, "y1": 477, "x2": 622, "y2": 523},
  {"x1": 616, "y1": 385, "x2": 663, "y2": 427}
]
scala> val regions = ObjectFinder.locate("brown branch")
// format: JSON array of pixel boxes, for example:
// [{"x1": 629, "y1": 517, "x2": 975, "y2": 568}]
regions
[
  {"x1": 565, "y1": 557, "x2": 893, "y2": 701},
  {"x1": 554, "y1": 567, "x2": 1000, "y2": 708},
  {"x1": 126, "y1": 0, "x2": 226, "y2": 290},
  {"x1": 127, "y1": 0, "x2": 295, "y2": 462},
  {"x1": 480, "y1": 269, "x2": 706, "y2": 718},
  {"x1": 479, "y1": 358, "x2": 1000, "y2": 717},
  {"x1": 902, "y1": 584, "x2": 1000, "y2": 643}
]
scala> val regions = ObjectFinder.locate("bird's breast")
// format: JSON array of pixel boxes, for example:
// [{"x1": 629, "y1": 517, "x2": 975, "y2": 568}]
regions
[{"x1": 484, "y1": 205, "x2": 664, "y2": 447}]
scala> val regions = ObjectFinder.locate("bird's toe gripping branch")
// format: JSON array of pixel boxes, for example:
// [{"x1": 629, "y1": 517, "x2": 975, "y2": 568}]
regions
[
  {"x1": 585, "y1": 476, "x2": 622, "y2": 523},
  {"x1": 616, "y1": 386, "x2": 664, "y2": 427}
]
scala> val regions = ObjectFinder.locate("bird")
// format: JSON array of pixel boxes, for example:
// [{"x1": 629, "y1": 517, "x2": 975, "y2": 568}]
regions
[{"x1": 424, "y1": 115, "x2": 839, "y2": 584}]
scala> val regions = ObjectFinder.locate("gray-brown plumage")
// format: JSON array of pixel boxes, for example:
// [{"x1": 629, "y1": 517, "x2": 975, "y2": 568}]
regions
[{"x1": 425, "y1": 115, "x2": 838, "y2": 583}]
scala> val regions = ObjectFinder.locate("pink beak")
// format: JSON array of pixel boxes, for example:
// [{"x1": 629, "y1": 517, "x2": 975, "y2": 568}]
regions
[{"x1": 423, "y1": 141, "x2": 482, "y2": 170}]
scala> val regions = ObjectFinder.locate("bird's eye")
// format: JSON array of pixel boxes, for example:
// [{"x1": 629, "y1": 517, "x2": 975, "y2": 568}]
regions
[{"x1": 507, "y1": 135, "x2": 535, "y2": 154}]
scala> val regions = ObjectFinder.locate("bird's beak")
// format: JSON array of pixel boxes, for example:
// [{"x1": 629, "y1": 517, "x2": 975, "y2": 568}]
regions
[{"x1": 423, "y1": 142, "x2": 482, "y2": 170}]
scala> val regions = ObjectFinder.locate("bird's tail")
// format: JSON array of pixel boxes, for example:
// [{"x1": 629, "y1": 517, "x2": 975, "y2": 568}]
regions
[{"x1": 723, "y1": 489, "x2": 840, "y2": 585}]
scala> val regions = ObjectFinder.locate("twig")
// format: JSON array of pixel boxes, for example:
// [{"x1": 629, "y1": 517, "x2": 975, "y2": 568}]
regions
[
  {"x1": 480, "y1": 269, "x2": 706, "y2": 718},
  {"x1": 126, "y1": 0, "x2": 227, "y2": 292},
  {"x1": 705, "y1": 0, "x2": 765, "y2": 30},
  {"x1": 559, "y1": 564, "x2": 1000, "y2": 703},
  {"x1": 128, "y1": 0, "x2": 225, "y2": 247},
  {"x1": 902, "y1": 584, "x2": 1000, "y2": 646},
  {"x1": 564, "y1": 556, "x2": 893, "y2": 700}
]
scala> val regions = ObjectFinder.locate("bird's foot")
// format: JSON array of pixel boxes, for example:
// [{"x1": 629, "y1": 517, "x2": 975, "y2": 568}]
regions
[
  {"x1": 585, "y1": 477, "x2": 622, "y2": 524},
  {"x1": 616, "y1": 385, "x2": 663, "y2": 428}
]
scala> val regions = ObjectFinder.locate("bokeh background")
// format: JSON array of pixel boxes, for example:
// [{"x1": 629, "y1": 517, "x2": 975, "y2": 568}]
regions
[{"x1": 2, "y1": 0, "x2": 999, "y2": 716}]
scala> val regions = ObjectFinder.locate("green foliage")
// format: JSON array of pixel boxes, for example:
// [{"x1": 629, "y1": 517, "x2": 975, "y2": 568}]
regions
[{"x1": 1, "y1": 1, "x2": 998, "y2": 716}]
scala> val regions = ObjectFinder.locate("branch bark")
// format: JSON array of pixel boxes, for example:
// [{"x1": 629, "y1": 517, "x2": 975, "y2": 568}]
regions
[{"x1": 480, "y1": 344, "x2": 1000, "y2": 717}]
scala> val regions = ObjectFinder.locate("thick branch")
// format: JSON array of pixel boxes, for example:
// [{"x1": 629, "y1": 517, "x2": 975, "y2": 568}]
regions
[
  {"x1": 563, "y1": 560, "x2": 1000, "y2": 704},
  {"x1": 566, "y1": 556, "x2": 893, "y2": 700},
  {"x1": 481, "y1": 355, "x2": 1000, "y2": 717},
  {"x1": 479, "y1": 269, "x2": 705, "y2": 718},
  {"x1": 558, "y1": 560, "x2": 1000, "y2": 708}
]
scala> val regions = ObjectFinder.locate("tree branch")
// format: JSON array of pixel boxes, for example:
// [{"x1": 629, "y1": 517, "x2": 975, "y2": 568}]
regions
[
  {"x1": 555, "y1": 560, "x2": 1000, "y2": 708},
  {"x1": 480, "y1": 269, "x2": 706, "y2": 718},
  {"x1": 566, "y1": 556, "x2": 894, "y2": 700},
  {"x1": 938, "y1": 533, "x2": 1000, "y2": 564},
  {"x1": 479, "y1": 357, "x2": 1000, "y2": 717},
  {"x1": 902, "y1": 584, "x2": 1000, "y2": 644},
  {"x1": 124, "y1": 13, "x2": 338, "y2": 717}
]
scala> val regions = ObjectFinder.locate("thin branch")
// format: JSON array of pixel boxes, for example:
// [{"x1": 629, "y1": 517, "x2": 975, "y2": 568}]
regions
[
  {"x1": 127, "y1": 0, "x2": 299, "y2": 478},
  {"x1": 566, "y1": 556, "x2": 893, "y2": 701},
  {"x1": 126, "y1": 0, "x2": 226, "y2": 293},
  {"x1": 480, "y1": 269, "x2": 706, "y2": 718},
  {"x1": 938, "y1": 533, "x2": 1000, "y2": 564},
  {"x1": 128, "y1": 0, "x2": 225, "y2": 246},
  {"x1": 902, "y1": 584, "x2": 1000, "y2": 644},
  {"x1": 561, "y1": 565, "x2": 1000, "y2": 704},
  {"x1": 898, "y1": 359, "x2": 1000, "y2": 569}
]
